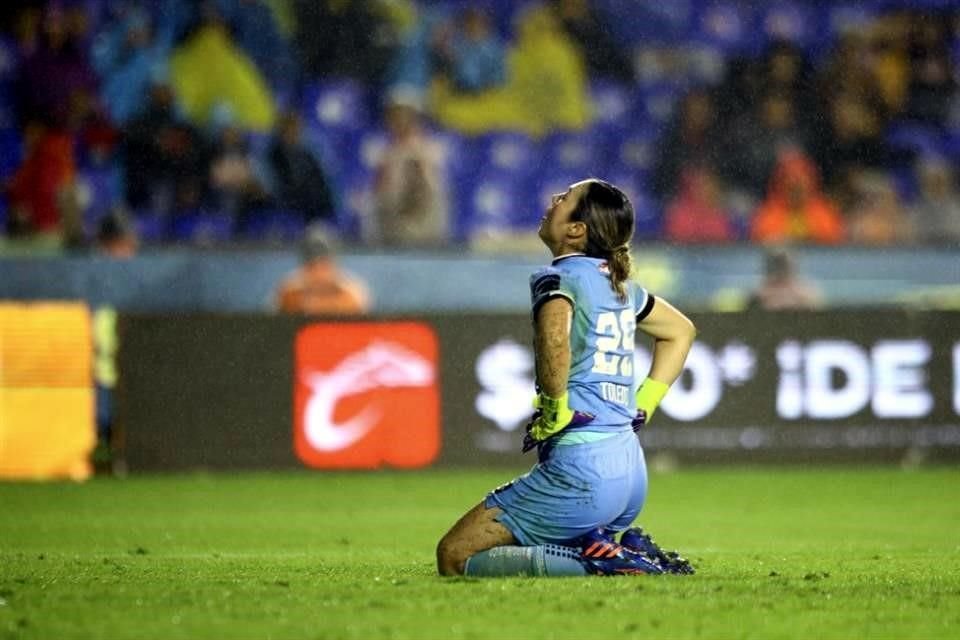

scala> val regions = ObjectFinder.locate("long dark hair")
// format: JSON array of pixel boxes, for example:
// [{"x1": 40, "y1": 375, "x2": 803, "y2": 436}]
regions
[{"x1": 569, "y1": 179, "x2": 634, "y2": 301}]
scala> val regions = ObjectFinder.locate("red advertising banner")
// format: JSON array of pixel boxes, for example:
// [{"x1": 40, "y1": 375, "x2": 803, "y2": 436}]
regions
[{"x1": 293, "y1": 322, "x2": 441, "y2": 469}]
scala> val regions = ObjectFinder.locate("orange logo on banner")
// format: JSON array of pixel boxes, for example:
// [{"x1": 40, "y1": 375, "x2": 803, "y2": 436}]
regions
[{"x1": 294, "y1": 322, "x2": 440, "y2": 469}]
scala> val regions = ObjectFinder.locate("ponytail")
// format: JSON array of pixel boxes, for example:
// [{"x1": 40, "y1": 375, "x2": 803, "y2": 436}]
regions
[{"x1": 608, "y1": 245, "x2": 632, "y2": 302}]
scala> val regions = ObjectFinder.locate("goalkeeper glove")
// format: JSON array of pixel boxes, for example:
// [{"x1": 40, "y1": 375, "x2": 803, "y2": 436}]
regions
[
  {"x1": 633, "y1": 377, "x2": 670, "y2": 432},
  {"x1": 522, "y1": 391, "x2": 594, "y2": 452}
]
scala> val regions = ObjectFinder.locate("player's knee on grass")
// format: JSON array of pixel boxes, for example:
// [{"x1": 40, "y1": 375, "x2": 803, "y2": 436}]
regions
[
  {"x1": 437, "y1": 502, "x2": 516, "y2": 576},
  {"x1": 436, "y1": 534, "x2": 468, "y2": 576}
]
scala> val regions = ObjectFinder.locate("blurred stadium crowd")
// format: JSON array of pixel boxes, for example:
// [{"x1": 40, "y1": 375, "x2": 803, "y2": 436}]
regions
[{"x1": 2, "y1": 0, "x2": 960, "y2": 250}]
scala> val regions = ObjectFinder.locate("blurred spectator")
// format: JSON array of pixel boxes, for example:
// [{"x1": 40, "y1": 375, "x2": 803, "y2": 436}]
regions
[
  {"x1": 371, "y1": 88, "x2": 449, "y2": 247},
  {"x1": 95, "y1": 209, "x2": 139, "y2": 258},
  {"x1": 652, "y1": 88, "x2": 719, "y2": 201},
  {"x1": 817, "y1": 31, "x2": 884, "y2": 111},
  {"x1": 384, "y1": 5, "x2": 436, "y2": 94},
  {"x1": 905, "y1": 12, "x2": 954, "y2": 125},
  {"x1": 751, "y1": 151, "x2": 845, "y2": 245},
  {"x1": 868, "y1": 13, "x2": 911, "y2": 117},
  {"x1": 208, "y1": 107, "x2": 269, "y2": 218},
  {"x1": 275, "y1": 226, "x2": 370, "y2": 315},
  {"x1": 909, "y1": 157, "x2": 960, "y2": 244},
  {"x1": 551, "y1": 0, "x2": 633, "y2": 83},
  {"x1": 6, "y1": 120, "x2": 75, "y2": 237},
  {"x1": 76, "y1": 106, "x2": 120, "y2": 168},
  {"x1": 811, "y1": 89, "x2": 891, "y2": 196},
  {"x1": 293, "y1": 0, "x2": 403, "y2": 85},
  {"x1": 4, "y1": 5, "x2": 42, "y2": 59},
  {"x1": 663, "y1": 168, "x2": 736, "y2": 244},
  {"x1": 15, "y1": 4, "x2": 97, "y2": 127},
  {"x1": 432, "y1": 8, "x2": 506, "y2": 94},
  {"x1": 747, "y1": 246, "x2": 823, "y2": 310},
  {"x1": 713, "y1": 56, "x2": 765, "y2": 131},
  {"x1": 763, "y1": 40, "x2": 817, "y2": 124},
  {"x1": 123, "y1": 81, "x2": 209, "y2": 213},
  {"x1": 845, "y1": 171, "x2": 913, "y2": 246},
  {"x1": 169, "y1": 15, "x2": 275, "y2": 132},
  {"x1": 91, "y1": 7, "x2": 175, "y2": 125},
  {"x1": 430, "y1": 5, "x2": 590, "y2": 137},
  {"x1": 4, "y1": 0, "x2": 959, "y2": 252},
  {"x1": 718, "y1": 90, "x2": 811, "y2": 203},
  {"x1": 268, "y1": 111, "x2": 336, "y2": 223}
]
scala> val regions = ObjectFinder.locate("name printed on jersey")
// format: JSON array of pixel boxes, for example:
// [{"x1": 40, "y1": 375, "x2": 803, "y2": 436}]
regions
[{"x1": 599, "y1": 382, "x2": 631, "y2": 406}]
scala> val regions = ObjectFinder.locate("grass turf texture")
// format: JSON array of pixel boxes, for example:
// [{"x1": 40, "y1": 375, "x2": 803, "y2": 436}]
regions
[{"x1": 1, "y1": 468, "x2": 958, "y2": 640}]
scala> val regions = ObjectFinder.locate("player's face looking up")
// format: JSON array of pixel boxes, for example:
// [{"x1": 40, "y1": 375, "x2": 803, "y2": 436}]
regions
[{"x1": 538, "y1": 180, "x2": 591, "y2": 256}]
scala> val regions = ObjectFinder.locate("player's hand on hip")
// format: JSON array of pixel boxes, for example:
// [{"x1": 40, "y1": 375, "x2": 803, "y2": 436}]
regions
[
  {"x1": 631, "y1": 408, "x2": 648, "y2": 433},
  {"x1": 522, "y1": 391, "x2": 594, "y2": 451}
]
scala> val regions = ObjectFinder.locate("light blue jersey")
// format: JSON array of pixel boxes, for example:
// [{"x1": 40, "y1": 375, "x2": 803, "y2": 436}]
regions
[{"x1": 530, "y1": 254, "x2": 654, "y2": 431}]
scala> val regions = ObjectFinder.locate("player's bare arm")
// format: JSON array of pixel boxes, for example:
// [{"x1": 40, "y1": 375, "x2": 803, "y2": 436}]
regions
[
  {"x1": 534, "y1": 297, "x2": 573, "y2": 397},
  {"x1": 638, "y1": 296, "x2": 696, "y2": 386}
]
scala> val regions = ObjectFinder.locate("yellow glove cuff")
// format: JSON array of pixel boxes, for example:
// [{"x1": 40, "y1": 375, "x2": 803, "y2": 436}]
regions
[
  {"x1": 530, "y1": 391, "x2": 573, "y2": 440},
  {"x1": 635, "y1": 378, "x2": 669, "y2": 422}
]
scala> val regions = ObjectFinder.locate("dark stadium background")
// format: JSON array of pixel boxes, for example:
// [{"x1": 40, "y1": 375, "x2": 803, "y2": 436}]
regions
[{"x1": 3, "y1": 0, "x2": 958, "y2": 475}]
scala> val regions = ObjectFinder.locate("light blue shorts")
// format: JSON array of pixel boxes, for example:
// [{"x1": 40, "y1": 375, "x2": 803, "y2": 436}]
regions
[{"x1": 485, "y1": 429, "x2": 647, "y2": 546}]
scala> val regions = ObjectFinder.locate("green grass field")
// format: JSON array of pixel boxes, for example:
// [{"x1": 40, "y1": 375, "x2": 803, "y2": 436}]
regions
[{"x1": 1, "y1": 467, "x2": 958, "y2": 640}]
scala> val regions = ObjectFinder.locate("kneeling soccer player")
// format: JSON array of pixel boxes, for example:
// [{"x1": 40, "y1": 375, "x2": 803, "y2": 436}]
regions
[{"x1": 437, "y1": 179, "x2": 696, "y2": 577}]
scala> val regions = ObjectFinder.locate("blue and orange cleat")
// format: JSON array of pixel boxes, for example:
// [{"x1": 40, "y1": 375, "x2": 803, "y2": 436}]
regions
[
  {"x1": 574, "y1": 529, "x2": 663, "y2": 576},
  {"x1": 620, "y1": 527, "x2": 695, "y2": 575}
]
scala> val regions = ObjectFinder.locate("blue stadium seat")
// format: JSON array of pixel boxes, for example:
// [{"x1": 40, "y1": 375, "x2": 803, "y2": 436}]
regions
[
  {"x1": 300, "y1": 125, "x2": 355, "y2": 184},
  {"x1": 886, "y1": 122, "x2": 945, "y2": 157},
  {"x1": 431, "y1": 128, "x2": 477, "y2": 181},
  {"x1": 431, "y1": 130, "x2": 478, "y2": 242},
  {"x1": 684, "y1": 44, "x2": 727, "y2": 86},
  {"x1": 635, "y1": 84, "x2": 681, "y2": 126},
  {"x1": 542, "y1": 131, "x2": 605, "y2": 176},
  {"x1": 629, "y1": 189, "x2": 663, "y2": 241},
  {"x1": 826, "y1": 4, "x2": 880, "y2": 39},
  {"x1": 465, "y1": 170, "x2": 538, "y2": 234},
  {"x1": 239, "y1": 209, "x2": 307, "y2": 243},
  {"x1": 335, "y1": 168, "x2": 375, "y2": 241},
  {"x1": 941, "y1": 131, "x2": 960, "y2": 163},
  {"x1": 77, "y1": 165, "x2": 122, "y2": 237},
  {"x1": 474, "y1": 132, "x2": 539, "y2": 178},
  {"x1": 170, "y1": 211, "x2": 235, "y2": 245},
  {"x1": 441, "y1": 0, "x2": 528, "y2": 39},
  {"x1": 611, "y1": 128, "x2": 659, "y2": 178},
  {"x1": 301, "y1": 79, "x2": 371, "y2": 135},
  {"x1": 0, "y1": 37, "x2": 17, "y2": 84},
  {"x1": 333, "y1": 128, "x2": 387, "y2": 182},
  {"x1": 890, "y1": 165, "x2": 919, "y2": 204},
  {"x1": 0, "y1": 128, "x2": 21, "y2": 180},
  {"x1": 757, "y1": 1, "x2": 817, "y2": 48},
  {"x1": 589, "y1": 80, "x2": 635, "y2": 133},
  {"x1": 246, "y1": 131, "x2": 273, "y2": 157},
  {"x1": 688, "y1": 1, "x2": 754, "y2": 52},
  {"x1": 450, "y1": 171, "x2": 475, "y2": 242},
  {"x1": 132, "y1": 209, "x2": 168, "y2": 243}
]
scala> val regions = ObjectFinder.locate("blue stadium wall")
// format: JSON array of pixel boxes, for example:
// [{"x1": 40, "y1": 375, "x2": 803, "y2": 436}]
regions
[{"x1": 2, "y1": 246, "x2": 959, "y2": 312}]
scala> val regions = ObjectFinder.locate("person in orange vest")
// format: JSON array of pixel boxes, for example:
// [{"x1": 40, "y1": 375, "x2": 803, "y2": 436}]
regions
[
  {"x1": 274, "y1": 227, "x2": 370, "y2": 316},
  {"x1": 751, "y1": 150, "x2": 845, "y2": 245}
]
